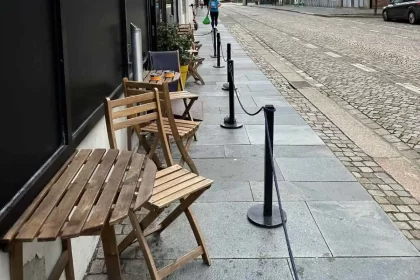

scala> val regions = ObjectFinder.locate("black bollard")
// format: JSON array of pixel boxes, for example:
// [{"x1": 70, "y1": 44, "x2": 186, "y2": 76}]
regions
[
  {"x1": 220, "y1": 60, "x2": 243, "y2": 129},
  {"x1": 214, "y1": 33, "x2": 225, "y2": 68},
  {"x1": 211, "y1": 29, "x2": 217, "y2": 58},
  {"x1": 247, "y1": 105, "x2": 287, "y2": 228},
  {"x1": 222, "y1": 43, "x2": 232, "y2": 90}
]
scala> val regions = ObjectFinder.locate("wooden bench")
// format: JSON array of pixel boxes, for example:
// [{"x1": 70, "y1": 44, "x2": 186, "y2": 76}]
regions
[{"x1": 1, "y1": 149, "x2": 157, "y2": 280}]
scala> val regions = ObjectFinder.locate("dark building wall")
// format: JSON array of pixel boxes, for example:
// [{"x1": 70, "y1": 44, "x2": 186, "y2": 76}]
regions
[{"x1": 0, "y1": 0, "x2": 151, "y2": 238}]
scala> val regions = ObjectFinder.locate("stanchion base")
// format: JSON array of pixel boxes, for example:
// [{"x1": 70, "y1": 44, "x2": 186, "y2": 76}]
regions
[
  {"x1": 247, "y1": 204, "x2": 287, "y2": 228},
  {"x1": 221, "y1": 83, "x2": 237, "y2": 91},
  {"x1": 210, "y1": 55, "x2": 217, "y2": 58},
  {"x1": 220, "y1": 118, "x2": 243, "y2": 129},
  {"x1": 213, "y1": 65, "x2": 225, "y2": 68}
]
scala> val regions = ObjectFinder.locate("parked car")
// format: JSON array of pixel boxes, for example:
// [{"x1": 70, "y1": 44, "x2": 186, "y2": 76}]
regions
[{"x1": 382, "y1": 0, "x2": 420, "y2": 24}]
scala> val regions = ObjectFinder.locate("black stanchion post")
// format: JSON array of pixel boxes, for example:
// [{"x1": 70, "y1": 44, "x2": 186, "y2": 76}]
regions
[
  {"x1": 211, "y1": 30, "x2": 217, "y2": 58},
  {"x1": 222, "y1": 43, "x2": 231, "y2": 90},
  {"x1": 247, "y1": 105, "x2": 287, "y2": 228},
  {"x1": 220, "y1": 60, "x2": 243, "y2": 129},
  {"x1": 214, "y1": 33, "x2": 225, "y2": 68}
]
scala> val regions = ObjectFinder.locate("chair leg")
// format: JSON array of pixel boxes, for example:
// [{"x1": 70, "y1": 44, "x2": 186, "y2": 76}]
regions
[
  {"x1": 101, "y1": 224, "x2": 122, "y2": 280},
  {"x1": 157, "y1": 189, "x2": 206, "y2": 233},
  {"x1": 184, "y1": 208, "x2": 211, "y2": 265},
  {"x1": 9, "y1": 241, "x2": 23, "y2": 280},
  {"x1": 128, "y1": 211, "x2": 160, "y2": 280},
  {"x1": 139, "y1": 134, "x2": 162, "y2": 169},
  {"x1": 179, "y1": 136, "x2": 194, "y2": 167},
  {"x1": 62, "y1": 239, "x2": 75, "y2": 280},
  {"x1": 118, "y1": 207, "x2": 164, "y2": 254}
]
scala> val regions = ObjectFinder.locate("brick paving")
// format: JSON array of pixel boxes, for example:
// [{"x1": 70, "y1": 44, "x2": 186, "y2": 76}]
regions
[
  {"x1": 223, "y1": 6, "x2": 420, "y2": 164},
  {"x1": 221, "y1": 8, "x2": 420, "y2": 248}
]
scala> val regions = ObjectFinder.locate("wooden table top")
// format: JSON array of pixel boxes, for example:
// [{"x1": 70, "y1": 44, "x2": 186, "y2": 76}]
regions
[
  {"x1": 3, "y1": 149, "x2": 157, "y2": 242},
  {"x1": 142, "y1": 70, "x2": 181, "y2": 85}
]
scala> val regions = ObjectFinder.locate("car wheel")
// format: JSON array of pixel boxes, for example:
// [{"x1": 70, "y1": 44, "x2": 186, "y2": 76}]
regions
[
  {"x1": 383, "y1": 10, "x2": 389, "y2": 21},
  {"x1": 408, "y1": 11, "x2": 417, "y2": 24}
]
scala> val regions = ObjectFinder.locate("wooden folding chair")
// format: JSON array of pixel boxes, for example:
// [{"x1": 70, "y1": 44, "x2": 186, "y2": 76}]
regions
[
  {"x1": 120, "y1": 78, "x2": 200, "y2": 172},
  {"x1": 104, "y1": 91, "x2": 213, "y2": 280}
]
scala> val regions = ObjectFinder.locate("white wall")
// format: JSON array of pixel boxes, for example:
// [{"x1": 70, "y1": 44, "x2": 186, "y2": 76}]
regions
[
  {"x1": 178, "y1": 0, "x2": 194, "y2": 24},
  {"x1": 0, "y1": 108, "x2": 133, "y2": 280}
]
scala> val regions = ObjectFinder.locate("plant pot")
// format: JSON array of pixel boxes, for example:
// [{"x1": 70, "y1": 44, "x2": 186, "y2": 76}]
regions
[{"x1": 178, "y1": 64, "x2": 189, "y2": 90}]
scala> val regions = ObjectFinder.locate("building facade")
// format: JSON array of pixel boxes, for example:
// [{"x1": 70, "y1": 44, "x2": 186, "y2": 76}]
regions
[{"x1": 0, "y1": 0, "x2": 193, "y2": 279}]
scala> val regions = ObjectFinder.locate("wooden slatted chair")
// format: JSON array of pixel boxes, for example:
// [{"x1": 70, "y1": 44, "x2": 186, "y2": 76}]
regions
[
  {"x1": 120, "y1": 79, "x2": 200, "y2": 169},
  {"x1": 178, "y1": 23, "x2": 202, "y2": 51},
  {"x1": 104, "y1": 90, "x2": 213, "y2": 280}
]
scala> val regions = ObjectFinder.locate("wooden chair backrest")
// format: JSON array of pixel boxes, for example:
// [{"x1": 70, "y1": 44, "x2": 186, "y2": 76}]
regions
[
  {"x1": 104, "y1": 87, "x2": 164, "y2": 149},
  {"x1": 122, "y1": 78, "x2": 198, "y2": 173}
]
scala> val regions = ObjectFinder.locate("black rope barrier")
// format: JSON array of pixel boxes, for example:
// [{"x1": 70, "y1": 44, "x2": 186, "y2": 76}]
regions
[{"x1": 222, "y1": 55, "x2": 300, "y2": 280}]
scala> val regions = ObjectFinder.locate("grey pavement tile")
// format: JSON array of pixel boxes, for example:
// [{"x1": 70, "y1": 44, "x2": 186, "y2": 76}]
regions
[
  {"x1": 237, "y1": 90, "x2": 282, "y2": 96},
  {"x1": 201, "y1": 96, "x2": 257, "y2": 107},
  {"x1": 224, "y1": 145, "x2": 335, "y2": 158},
  {"x1": 142, "y1": 202, "x2": 330, "y2": 259},
  {"x1": 219, "y1": 106, "x2": 263, "y2": 114},
  {"x1": 295, "y1": 257, "x2": 420, "y2": 280},
  {"x1": 166, "y1": 259, "x2": 293, "y2": 280},
  {"x1": 246, "y1": 125, "x2": 325, "y2": 146},
  {"x1": 252, "y1": 96, "x2": 291, "y2": 107},
  {"x1": 276, "y1": 157, "x2": 356, "y2": 182},
  {"x1": 248, "y1": 83, "x2": 278, "y2": 92},
  {"x1": 194, "y1": 158, "x2": 283, "y2": 181},
  {"x1": 274, "y1": 145, "x2": 336, "y2": 158},
  {"x1": 188, "y1": 84, "x2": 250, "y2": 93},
  {"x1": 201, "y1": 113, "x2": 305, "y2": 125},
  {"x1": 196, "y1": 125, "x2": 250, "y2": 145},
  {"x1": 198, "y1": 182, "x2": 254, "y2": 202},
  {"x1": 308, "y1": 201, "x2": 420, "y2": 257},
  {"x1": 216, "y1": 80, "x2": 273, "y2": 86},
  {"x1": 250, "y1": 181, "x2": 373, "y2": 202},
  {"x1": 120, "y1": 259, "x2": 293, "y2": 280},
  {"x1": 172, "y1": 144, "x2": 225, "y2": 159}
]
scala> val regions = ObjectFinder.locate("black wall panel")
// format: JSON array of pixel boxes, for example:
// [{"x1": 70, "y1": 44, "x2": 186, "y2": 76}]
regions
[
  {"x1": 61, "y1": 0, "x2": 123, "y2": 132},
  {"x1": 0, "y1": 0, "x2": 61, "y2": 210}
]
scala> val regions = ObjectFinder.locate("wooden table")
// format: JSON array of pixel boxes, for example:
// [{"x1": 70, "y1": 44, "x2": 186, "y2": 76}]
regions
[
  {"x1": 2, "y1": 149, "x2": 157, "y2": 280},
  {"x1": 142, "y1": 70, "x2": 181, "y2": 85}
]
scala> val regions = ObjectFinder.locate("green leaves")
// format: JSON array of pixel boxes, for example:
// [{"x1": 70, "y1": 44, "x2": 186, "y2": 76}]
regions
[{"x1": 157, "y1": 23, "x2": 193, "y2": 66}]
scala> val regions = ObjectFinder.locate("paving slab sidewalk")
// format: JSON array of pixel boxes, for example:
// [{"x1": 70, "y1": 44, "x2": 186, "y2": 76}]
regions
[
  {"x1": 84, "y1": 12, "x2": 420, "y2": 280},
  {"x1": 247, "y1": 3, "x2": 381, "y2": 17}
]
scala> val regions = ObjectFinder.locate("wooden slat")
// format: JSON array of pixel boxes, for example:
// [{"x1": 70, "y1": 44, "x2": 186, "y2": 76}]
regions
[
  {"x1": 153, "y1": 179, "x2": 213, "y2": 208},
  {"x1": 16, "y1": 150, "x2": 92, "y2": 241},
  {"x1": 134, "y1": 159, "x2": 157, "y2": 210},
  {"x1": 37, "y1": 150, "x2": 106, "y2": 240},
  {"x1": 151, "y1": 176, "x2": 206, "y2": 203},
  {"x1": 109, "y1": 92, "x2": 156, "y2": 107},
  {"x1": 109, "y1": 154, "x2": 145, "y2": 224},
  {"x1": 155, "y1": 165, "x2": 183, "y2": 179},
  {"x1": 61, "y1": 150, "x2": 119, "y2": 238},
  {"x1": 155, "y1": 169, "x2": 190, "y2": 187},
  {"x1": 145, "y1": 123, "x2": 192, "y2": 133},
  {"x1": 158, "y1": 247, "x2": 204, "y2": 279},
  {"x1": 113, "y1": 113, "x2": 158, "y2": 130},
  {"x1": 153, "y1": 173, "x2": 197, "y2": 195},
  {"x1": 126, "y1": 88, "x2": 155, "y2": 97},
  {"x1": 113, "y1": 102, "x2": 157, "y2": 119},
  {"x1": 83, "y1": 151, "x2": 132, "y2": 231},
  {"x1": 2, "y1": 152, "x2": 78, "y2": 241}
]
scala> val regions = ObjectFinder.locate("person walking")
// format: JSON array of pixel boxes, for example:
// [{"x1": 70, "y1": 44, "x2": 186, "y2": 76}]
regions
[{"x1": 208, "y1": 0, "x2": 221, "y2": 30}]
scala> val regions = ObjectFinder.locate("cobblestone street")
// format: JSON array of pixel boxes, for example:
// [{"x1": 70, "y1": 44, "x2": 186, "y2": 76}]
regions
[{"x1": 223, "y1": 5, "x2": 420, "y2": 162}]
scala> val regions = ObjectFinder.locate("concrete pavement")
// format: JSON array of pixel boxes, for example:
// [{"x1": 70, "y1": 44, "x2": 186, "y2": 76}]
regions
[{"x1": 84, "y1": 7, "x2": 420, "y2": 279}]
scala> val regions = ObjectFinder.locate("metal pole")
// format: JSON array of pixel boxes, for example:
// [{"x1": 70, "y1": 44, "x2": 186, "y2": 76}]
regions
[
  {"x1": 220, "y1": 60, "x2": 243, "y2": 129},
  {"x1": 211, "y1": 30, "x2": 217, "y2": 58},
  {"x1": 130, "y1": 23, "x2": 142, "y2": 81},
  {"x1": 222, "y1": 43, "x2": 232, "y2": 90},
  {"x1": 247, "y1": 105, "x2": 286, "y2": 228},
  {"x1": 264, "y1": 105, "x2": 275, "y2": 217},
  {"x1": 213, "y1": 33, "x2": 225, "y2": 68}
]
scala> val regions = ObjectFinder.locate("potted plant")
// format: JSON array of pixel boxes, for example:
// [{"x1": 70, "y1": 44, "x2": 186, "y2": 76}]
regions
[{"x1": 157, "y1": 23, "x2": 193, "y2": 89}]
